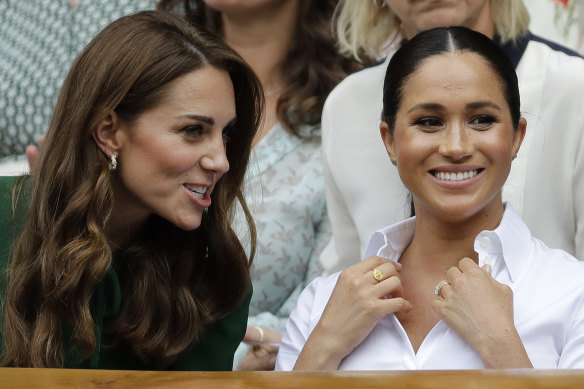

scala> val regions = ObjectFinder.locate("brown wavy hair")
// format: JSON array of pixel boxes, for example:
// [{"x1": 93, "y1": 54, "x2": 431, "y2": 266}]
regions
[
  {"x1": 157, "y1": 0, "x2": 361, "y2": 137},
  {"x1": 1, "y1": 11, "x2": 263, "y2": 368}
]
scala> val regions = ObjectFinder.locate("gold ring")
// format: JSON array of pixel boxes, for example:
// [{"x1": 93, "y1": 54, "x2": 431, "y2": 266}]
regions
[
  {"x1": 372, "y1": 268, "x2": 383, "y2": 282},
  {"x1": 254, "y1": 326, "x2": 264, "y2": 343},
  {"x1": 434, "y1": 280, "x2": 449, "y2": 296}
]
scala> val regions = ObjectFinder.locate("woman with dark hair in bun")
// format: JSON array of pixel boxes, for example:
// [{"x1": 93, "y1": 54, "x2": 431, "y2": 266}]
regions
[{"x1": 277, "y1": 27, "x2": 584, "y2": 371}]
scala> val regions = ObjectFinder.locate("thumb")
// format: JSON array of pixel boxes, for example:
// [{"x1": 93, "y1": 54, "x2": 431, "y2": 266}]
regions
[{"x1": 243, "y1": 326, "x2": 263, "y2": 343}]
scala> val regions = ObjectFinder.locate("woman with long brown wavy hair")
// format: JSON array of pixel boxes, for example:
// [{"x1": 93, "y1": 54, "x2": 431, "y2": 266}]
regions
[
  {"x1": 0, "y1": 10, "x2": 263, "y2": 370},
  {"x1": 157, "y1": 0, "x2": 361, "y2": 370}
]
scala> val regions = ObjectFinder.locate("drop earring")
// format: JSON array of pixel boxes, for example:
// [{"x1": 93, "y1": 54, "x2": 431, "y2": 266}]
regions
[
  {"x1": 390, "y1": 157, "x2": 397, "y2": 166},
  {"x1": 109, "y1": 153, "x2": 118, "y2": 171}
]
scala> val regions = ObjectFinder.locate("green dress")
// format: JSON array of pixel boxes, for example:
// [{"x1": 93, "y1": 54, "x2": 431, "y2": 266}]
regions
[{"x1": 0, "y1": 176, "x2": 251, "y2": 370}]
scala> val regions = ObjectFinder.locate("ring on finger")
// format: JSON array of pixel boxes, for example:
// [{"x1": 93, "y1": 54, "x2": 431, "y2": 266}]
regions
[
  {"x1": 254, "y1": 326, "x2": 264, "y2": 343},
  {"x1": 372, "y1": 268, "x2": 384, "y2": 282},
  {"x1": 434, "y1": 280, "x2": 449, "y2": 296}
]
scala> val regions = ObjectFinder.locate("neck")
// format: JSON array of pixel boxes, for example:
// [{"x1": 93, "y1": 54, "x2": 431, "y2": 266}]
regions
[
  {"x1": 221, "y1": 1, "x2": 297, "y2": 93},
  {"x1": 401, "y1": 199, "x2": 504, "y2": 273}
]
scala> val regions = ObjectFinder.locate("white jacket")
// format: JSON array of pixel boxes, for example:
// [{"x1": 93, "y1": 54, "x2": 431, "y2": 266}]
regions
[{"x1": 320, "y1": 33, "x2": 584, "y2": 274}]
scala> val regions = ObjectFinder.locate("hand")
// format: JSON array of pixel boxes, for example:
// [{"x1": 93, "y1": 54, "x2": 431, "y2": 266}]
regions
[
  {"x1": 236, "y1": 326, "x2": 281, "y2": 371},
  {"x1": 294, "y1": 256, "x2": 411, "y2": 370},
  {"x1": 25, "y1": 134, "x2": 45, "y2": 174},
  {"x1": 432, "y1": 257, "x2": 531, "y2": 368}
]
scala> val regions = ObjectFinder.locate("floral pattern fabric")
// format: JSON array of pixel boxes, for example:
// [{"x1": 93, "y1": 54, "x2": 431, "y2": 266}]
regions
[{"x1": 232, "y1": 122, "x2": 330, "y2": 368}]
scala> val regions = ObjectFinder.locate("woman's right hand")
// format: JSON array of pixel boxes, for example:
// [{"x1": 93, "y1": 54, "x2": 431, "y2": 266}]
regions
[{"x1": 293, "y1": 256, "x2": 411, "y2": 370}]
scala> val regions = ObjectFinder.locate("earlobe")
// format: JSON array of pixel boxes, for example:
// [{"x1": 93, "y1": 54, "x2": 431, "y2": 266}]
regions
[
  {"x1": 92, "y1": 111, "x2": 122, "y2": 159},
  {"x1": 380, "y1": 122, "x2": 397, "y2": 165}
]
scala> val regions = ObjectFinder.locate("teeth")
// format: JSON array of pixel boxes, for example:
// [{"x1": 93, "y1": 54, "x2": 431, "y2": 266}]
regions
[
  {"x1": 434, "y1": 170, "x2": 479, "y2": 181},
  {"x1": 185, "y1": 185, "x2": 206, "y2": 199}
]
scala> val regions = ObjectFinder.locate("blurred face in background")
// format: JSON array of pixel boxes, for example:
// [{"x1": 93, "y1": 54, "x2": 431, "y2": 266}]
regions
[
  {"x1": 203, "y1": 0, "x2": 296, "y2": 15},
  {"x1": 386, "y1": 0, "x2": 495, "y2": 39}
]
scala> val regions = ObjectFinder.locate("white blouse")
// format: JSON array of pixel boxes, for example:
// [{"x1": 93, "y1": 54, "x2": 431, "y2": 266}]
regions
[{"x1": 276, "y1": 205, "x2": 584, "y2": 370}]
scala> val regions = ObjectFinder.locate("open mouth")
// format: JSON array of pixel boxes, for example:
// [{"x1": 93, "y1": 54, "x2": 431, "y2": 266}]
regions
[
  {"x1": 430, "y1": 169, "x2": 484, "y2": 182},
  {"x1": 184, "y1": 184, "x2": 208, "y2": 199}
]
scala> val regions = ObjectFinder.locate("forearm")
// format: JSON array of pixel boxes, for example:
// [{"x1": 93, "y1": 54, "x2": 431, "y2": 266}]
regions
[{"x1": 293, "y1": 326, "x2": 344, "y2": 370}]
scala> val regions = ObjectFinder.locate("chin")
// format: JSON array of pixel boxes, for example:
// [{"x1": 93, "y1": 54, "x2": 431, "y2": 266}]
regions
[{"x1": 173, "y1": 216, "x2": 203, "y2": 231}]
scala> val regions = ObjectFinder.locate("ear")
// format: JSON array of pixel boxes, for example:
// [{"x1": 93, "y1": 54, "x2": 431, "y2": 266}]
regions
[
  {"x1": 380, "y1": 121, "x2": 397, "y2": 163},
  {"x1": 92, "y1": 111, "x2": 123, "y2": 158},
  {"x1": 511, "y1": 118, "x2": 527, "y2": 158}
]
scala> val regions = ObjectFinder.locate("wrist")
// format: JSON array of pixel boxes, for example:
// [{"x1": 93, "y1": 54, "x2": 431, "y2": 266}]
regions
[
  {"x1": 293, "y1": 325, "x2": 346, "y2": 370},
  {"x1": 475, "y1": 327, "x2": 532, "y2": 369}
]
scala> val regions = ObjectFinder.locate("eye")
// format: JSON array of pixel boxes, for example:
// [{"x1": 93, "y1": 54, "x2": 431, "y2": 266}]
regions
[
  {"x1": 180, "y1": 124, "x2": 204, "y2": 138},
  {"x1": 412, "y1": 117, "x2": 444, "y2": 131},
  {"x1": 222, "y1": 125, "x2": 234, "y2": 144},
  {"x1": 469, "y1": 115, "x2": 496, "y2": 129}
]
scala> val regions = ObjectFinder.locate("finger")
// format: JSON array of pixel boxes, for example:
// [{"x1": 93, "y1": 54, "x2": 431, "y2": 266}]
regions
[
  {"x1": 431, "y1": 298, "x2": 446, "y2": 315},
  {"x1": 436, "y1": 281, "x2": 453, "y2": 299},
  {"x1": 482, "y1": 263, "x2": 492, "y2": 275},
  {"x1": 446, "y1": 266, "x2": 462, "y2": 284},
  {"x1": 376, "y1": 275, "x2": 404, "y2": 298},
  {"x1": 243, "y1": 326, "x2": 264, "y2": 343},
  {"x1": 367, "y1": 261, "x2": 400, "y2": 284},
  {"x1": 25, "y1": 144, "x2": 39, "y2": 173},
  {"x1": 458, "y1": 257, "x2": 478, "y2": 272},
  {"x1": 358, "y1": 256, "x2": 402, "y2": 274},
  {"x1": 381, "y1": 296, "x2": 412, "y2": 314}
]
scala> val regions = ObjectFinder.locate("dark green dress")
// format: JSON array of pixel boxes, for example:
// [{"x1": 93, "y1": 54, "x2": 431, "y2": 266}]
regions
[{"x1": 0, "y1": 176, "x2": 251, "y2": 370}]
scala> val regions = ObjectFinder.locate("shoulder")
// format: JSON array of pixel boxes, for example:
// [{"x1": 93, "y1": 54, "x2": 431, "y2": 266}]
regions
[
  {"x1": 524, "y1": 237, "x2": 584, "y2": 291},
  {"x1": 323, "y1": 59, "x2": 389, "y2": 112},
  {"x1": 519, "y1": 35, "x2": 584, "y2": 85}
]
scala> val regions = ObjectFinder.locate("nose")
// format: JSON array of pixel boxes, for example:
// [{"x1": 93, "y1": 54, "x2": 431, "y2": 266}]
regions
[
  {"x1": 438, "y1": 122, "x2": 473, "y2": 160},
  {"x1": 200, "y1": 135, "x2": 230, "y2": 176}
]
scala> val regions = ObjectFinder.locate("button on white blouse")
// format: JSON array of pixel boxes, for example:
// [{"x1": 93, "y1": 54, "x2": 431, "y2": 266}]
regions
[{"x1": 276, "y1": 204, "x2": 584, "y2": 370}]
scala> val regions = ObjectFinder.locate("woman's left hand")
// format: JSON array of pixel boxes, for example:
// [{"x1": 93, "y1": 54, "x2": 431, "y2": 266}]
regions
[
  {"x1": 431, "y1": 257, "x2": 532, "y2": 368},
  {"x1": 236, "y1": 326, "x2": 282, "y2": 371}
]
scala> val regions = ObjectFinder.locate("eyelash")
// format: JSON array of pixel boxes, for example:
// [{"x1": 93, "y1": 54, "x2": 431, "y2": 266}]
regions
[
  {"x1": 180, "y1": 124, "x2": 204, "y2": 137},
  {"x1": 411, "y1": 115, "x2": 497, "y2": 131}
]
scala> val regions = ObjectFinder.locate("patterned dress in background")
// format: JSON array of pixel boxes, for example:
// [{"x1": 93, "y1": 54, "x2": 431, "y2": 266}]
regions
[
  {"x1": 0, "y1": 0, "x2": 155, "y2": 163},
  {"x1": 232, "y1": 122, "x2": 330, "y2": 368}
]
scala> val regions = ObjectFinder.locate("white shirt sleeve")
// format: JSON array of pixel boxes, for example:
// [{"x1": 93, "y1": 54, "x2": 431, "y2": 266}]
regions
[
  {"x1": 558, "y1": 292, "x2": 584, "y2": 368},
  {"x1": 275, "y1": 277, "x2": 320, "y2": 371}
]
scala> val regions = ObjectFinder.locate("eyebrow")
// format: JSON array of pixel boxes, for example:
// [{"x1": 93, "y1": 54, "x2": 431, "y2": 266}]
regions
[
  {"x1": 181, "y1": 114, "x2": 238, "y2": 128},
  {"x1": 407, "y1": 101, "x2": 502, "y2": 114},
  {"x1": 181, "y1": 114, "x2": 215, "y2": 125}
]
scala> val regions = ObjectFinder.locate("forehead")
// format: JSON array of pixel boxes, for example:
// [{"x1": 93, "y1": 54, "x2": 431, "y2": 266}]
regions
[
  {"x1": 157, "y1": 66, "x2": 236, "y2": 117},
  {"x1": 400, "y1": 52, "x2": 506, "y2": 108}
]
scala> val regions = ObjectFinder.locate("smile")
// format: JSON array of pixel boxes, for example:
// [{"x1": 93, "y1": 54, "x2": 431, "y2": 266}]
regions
[
  {"x1": 431, "y1": 169, "x2": 482, "y2": 181},
  {"x1": 184, "y1": 184, "x2": 208, "y2": 199}
]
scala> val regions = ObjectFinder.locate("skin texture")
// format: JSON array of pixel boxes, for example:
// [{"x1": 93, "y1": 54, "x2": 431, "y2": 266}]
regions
[
  {"x1": 294, "y1": 52, "x2": 531, "y2": 370},
  {"x1": 386, "y1": 0, "x2": 495, "y2": 39},
  {"x1": 93, "y1": 66, "x2": 235, "y2": 247},
  {"x1": 383, "y1": 52, "x2": 525, "y2": 226}
]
